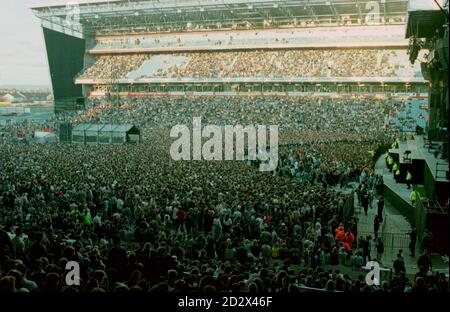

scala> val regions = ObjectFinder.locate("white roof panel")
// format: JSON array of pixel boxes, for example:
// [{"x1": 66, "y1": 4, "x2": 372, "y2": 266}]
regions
[
  {"x1": 112, "y1": 124, "x2": 134, "y2": 132},
  {"x1": 407, "y1": 0, "x2": 444, "y2": 12},
  {"x1": 30, "y1": 0, "x2": 122, "y2": 9}
]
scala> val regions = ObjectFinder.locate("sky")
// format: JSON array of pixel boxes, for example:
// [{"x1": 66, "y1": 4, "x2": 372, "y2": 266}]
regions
[
  {"x1": 0, "y1": 0, "x2": 52, "y2": 87},
  {"x1": 0, "y1": 0, "x2": 114, "y2": 87}
]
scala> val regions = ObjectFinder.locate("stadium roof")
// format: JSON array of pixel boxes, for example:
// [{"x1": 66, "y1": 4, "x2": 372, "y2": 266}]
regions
[
  {"x1": 405, "y1": 0, "x2": 448, "y2": 38},
  {"x1": 407, "y1": 0, "x2": 446, "y2": 11},
  {"x1": 30, "y1": 0, "x2": 121, "y2": 9},
  {"x1": 31, "y1": 0, "x2": 409, "y2": 37}
]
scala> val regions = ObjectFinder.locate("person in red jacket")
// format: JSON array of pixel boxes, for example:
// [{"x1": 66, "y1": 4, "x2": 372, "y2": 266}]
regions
[
  {"x1": 344, "y1": 231, "x2": 355, "y2": 250},
  {"x1": 335, "y1": 223, "x2": 345, "y2": 242},
  {"x1": 176, "y1": 207, "x2": 186, "y2": 233},
  {"x1": 342, "y1": 241, "x2": 351, "y2": 251}
]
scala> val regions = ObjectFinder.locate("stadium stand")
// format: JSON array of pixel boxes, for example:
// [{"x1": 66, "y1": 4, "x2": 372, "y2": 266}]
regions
[{"x1": 77, "y1": 49, "x2": 422, "y2": 81}]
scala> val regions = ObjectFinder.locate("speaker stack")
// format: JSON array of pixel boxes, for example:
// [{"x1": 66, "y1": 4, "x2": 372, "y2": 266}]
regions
[
  {"x1": 59, "y1": 122, "x2": 72, "y2": 143},
  {"x1": 436, "y1": 27, "x2": 449, "y2": 70}
]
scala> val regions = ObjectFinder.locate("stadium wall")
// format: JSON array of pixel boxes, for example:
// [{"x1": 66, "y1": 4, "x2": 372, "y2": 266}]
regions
[
  {"x1": 43, "y1": 28, "x2": 85, "y2": 112},
  {"x1": 383, "y1": 184, "x2": 415, "y2": 224},
  {"x1": 423, "y1": 159, "x2": 436, "y2": 201}
]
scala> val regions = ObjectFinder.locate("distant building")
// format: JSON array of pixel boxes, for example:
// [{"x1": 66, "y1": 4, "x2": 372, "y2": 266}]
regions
[{"x1": 0, "y1": 92, "x2": 26, "y2": 103}]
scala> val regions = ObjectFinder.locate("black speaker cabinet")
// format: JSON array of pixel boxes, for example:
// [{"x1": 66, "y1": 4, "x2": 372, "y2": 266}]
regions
[{"x1": 59, "y1": 122, "x2": 72, "y2": 143}]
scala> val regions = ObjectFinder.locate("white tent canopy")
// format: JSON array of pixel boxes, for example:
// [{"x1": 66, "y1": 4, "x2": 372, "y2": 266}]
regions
[{"x1": 71, "y1": 123, "x2": 140, "y2": 144}]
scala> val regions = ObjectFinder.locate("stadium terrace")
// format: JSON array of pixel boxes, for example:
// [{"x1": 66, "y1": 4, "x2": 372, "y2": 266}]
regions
[{"x1": 28, "y1": 0, "x2": 428, "y2": 112}]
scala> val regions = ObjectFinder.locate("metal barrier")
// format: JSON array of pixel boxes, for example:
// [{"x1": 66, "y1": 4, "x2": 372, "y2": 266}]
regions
[
  {"x1": 358, "y1": 230, "x2": 411, "y2": 260},
  {"x1": 358, "y1": 231, "x2": 409, "y2": 249},
  {"x1": 380, "y1": 232, "x2": 411, "y2": 249}
]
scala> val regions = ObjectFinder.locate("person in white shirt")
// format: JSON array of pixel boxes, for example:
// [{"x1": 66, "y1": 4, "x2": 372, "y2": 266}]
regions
[
  {"x1": 116, "y1": 198, "x2": 124, "y2": 211},
  {"x1": 212, "y1": 217, "x2": 223, "y2": 240},
  {"x1": 93, "y1": 212, "x2": 102, "y2": 226}
]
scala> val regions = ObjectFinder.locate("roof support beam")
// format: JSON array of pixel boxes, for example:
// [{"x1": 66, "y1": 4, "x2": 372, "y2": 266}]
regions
[
  {"x1": 355, "y1": 0, "x2": 363, "y2": 23},
  {"x1": 305, "y1": 2, "x2": 319, "y2": 23},
  {"x1": 329, "y1": 0, "x2": 340, "y2": 23}
]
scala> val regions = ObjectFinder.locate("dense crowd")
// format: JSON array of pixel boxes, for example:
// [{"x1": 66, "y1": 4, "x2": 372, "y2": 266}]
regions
[
  {"x1": 76, "y1": 96, "x2": 403, "y2": 134},
  {"x1": 170, "y1": 50, "x2": 400, "y2": 79},
  {"x1": 78, "y1": 49, "x2": 416, "y2": 81},
  {"x1": 71, "y1": 96, "x2": 401, "y2": 182},
  {"x1": 78, "y1": 55, "x2": 148, "y2": 80},
  {"x1": 0, "y1": 95, "x2": 447, "y2": 293}
]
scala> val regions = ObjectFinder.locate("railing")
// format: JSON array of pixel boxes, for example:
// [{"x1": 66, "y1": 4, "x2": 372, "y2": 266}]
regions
[
  {"x1": 75, "y1": 76, "x2": 427, "y2": 85},
  {"x1": 380, "y1": 232, "x2": 411, "y2": 250},
  {"x1": 421, "y1": 198, "x2": 445, "y2": 215},
  {"x1": 0, "y1": 107, "x2": 31, "y2": 115},
  {"x1": 357, "y1": 230, "x2": 410, "y2": 259}
]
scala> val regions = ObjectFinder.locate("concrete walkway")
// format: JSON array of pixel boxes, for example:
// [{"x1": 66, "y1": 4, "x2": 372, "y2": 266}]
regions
[{"x1": 355, "y1": 154, "x2": 449, "y2": 277}]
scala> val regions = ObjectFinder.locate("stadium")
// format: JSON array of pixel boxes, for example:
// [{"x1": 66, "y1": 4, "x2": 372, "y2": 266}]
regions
[
  {"x1": 30, "y1": 0, "x2": 430, "y2": 112},
  {"x1": 0, "y1": 0, "x2": 448, "y2": 296}
]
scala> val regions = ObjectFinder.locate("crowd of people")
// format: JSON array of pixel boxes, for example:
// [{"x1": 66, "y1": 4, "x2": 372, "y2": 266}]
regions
[
  {"x1": 0, "y1": 94, "x2": 447, "y2": 293},
  {"x1": 70, "y1": 95, "x2": 402, "y2": 183},
  {"x1": 78, "y1": 49, "x2": 417, "y2": 81},
  {"x1": 75, "y1": 96, "x2": 404, "y2": 134},
  {"x1": 169, "y1": 49, "x2": 402, "y2": 79},
  {"x1": 78, "y1": 55, "x2": 149, "y2": 80},
  {"x1": 276, "y1": 139, "x2": 381, "y2": 186}
]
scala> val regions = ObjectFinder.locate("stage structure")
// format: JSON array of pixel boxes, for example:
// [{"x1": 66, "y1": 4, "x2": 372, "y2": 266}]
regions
[
  {"x1": 383, "y1": 0, "x2": 450, "y2": 254},
  {"x1": 72, "y1": 123, "x2": 141, "y2": 144}
]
